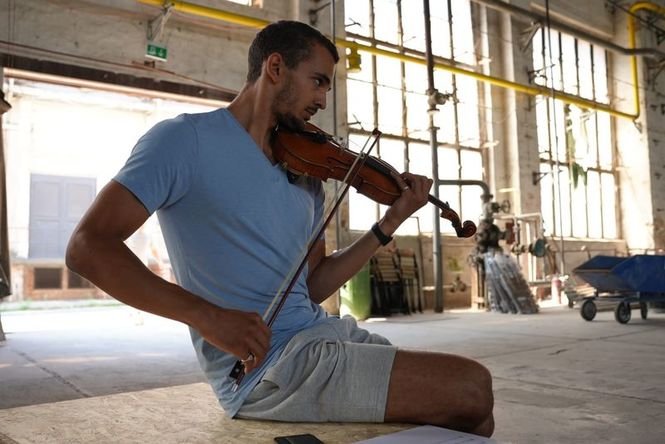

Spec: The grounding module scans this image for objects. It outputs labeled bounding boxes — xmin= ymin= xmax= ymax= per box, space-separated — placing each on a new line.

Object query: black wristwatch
xmin=371 ymin=222 xmax=393 ymax=246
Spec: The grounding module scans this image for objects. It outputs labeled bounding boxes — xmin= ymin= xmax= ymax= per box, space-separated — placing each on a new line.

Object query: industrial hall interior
xmin=1 ymin=0 xmax=664 ymax=443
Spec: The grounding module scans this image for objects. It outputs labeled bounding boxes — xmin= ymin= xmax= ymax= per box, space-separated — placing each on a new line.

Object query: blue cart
xmin=573 ymin=255 xmax=665 ymax=324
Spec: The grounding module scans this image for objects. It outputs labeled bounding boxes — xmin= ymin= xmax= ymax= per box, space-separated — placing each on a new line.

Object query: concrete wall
xmin=610 ymin=1 xmax=665 ymax=253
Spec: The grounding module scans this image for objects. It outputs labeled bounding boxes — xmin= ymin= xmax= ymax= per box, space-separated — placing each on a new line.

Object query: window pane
xmin=561 ymin=34 xmax=578 ymax=94
xmin=533 ymin=29 xmax=547 ymax=86
xmin=578 ymin=40 xmax=593 ymax=100
xmin=583 ymin=111 xmax=598 ymax=167
xmin=435 ymin=101 xmax=456 ymax=144
xmin=412 ymin=205 xmax=433 ymax=234
xmin=597 ymin=112 xmax=612 ymax=168
xmin=461 ymin=186 xmax=483 ymax=227
xmin=460 ymin=150 xmax=482 ymax=180
xmin=567 ymin=105 xmax=594 ymax=169
xmin=377 ymin=85 xmax=403 ymax=135
xmin=347 ymin=46 xmax=374 ymax=83
xmin=401 ymin=1 xmax=426 ymax=53
xmin=348 ymin=134 xmax=377 ymax=230
xmin=438 ymin=185 xmax=458 ymax=234
xmin=433 ymin=69 xmax=455 ymax=144
xmin=404 ymin=63 xmax=429 ymax=140
xmin=376 ymin=56 xmax=402 ymax=89
xmin=587 ymin=171 xmax=602 ymax=238
xmin=439 ymin=147 xmax=459 ymax=179
xmin=571 ymin=176 xmax=587 ymax=237
xmin=601 ymin=173 xmax=617 ymax=238
xmin=536 ymin=98 xmax=551 ymax=157
xmin=592 ymin=45 xmax=608 ymax=103
xmin=405 ymin=92 xmax=429 ymax=139
xmin=456 ymin=76 xmax=480 ymax=147
xmin=404 ymin=62 xmax=427 ymax=92
xmin=378 ymin=138 xmax=405 ymax=173
xmin=409 ymin=142 xmax=434 ymax=177
xmin=540 ymin=163 xmax=555 ymax=236
xmin=373 ymin=0 xmax=399 ymax=45
xmin=429 ymin=0 xmax=451 ymax=59
xmin=345 ymin=0 xmax=371 ymax=37
xmin=553 ymin=100 xmax=567 ymax=162
xmin=559 ymin=167 xmax=572 ymax=236
xmin=349 ymin=189 xmax=376 ymax=231
xmin=451 ymin=0 xmax=475 ymax=65
xmin=543 ymin=31 xmax=562 ymax=89
xmin=346 ymin=79 xmax=375 ymax=131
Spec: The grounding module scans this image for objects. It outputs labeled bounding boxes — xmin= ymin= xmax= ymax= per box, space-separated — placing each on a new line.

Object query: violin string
xmin=261 ymin=131 xmax=380 ymax=322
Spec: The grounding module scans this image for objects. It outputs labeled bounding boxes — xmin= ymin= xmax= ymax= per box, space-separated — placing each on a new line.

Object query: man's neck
xmin=227 ymin=83 xmax=276 ymax=157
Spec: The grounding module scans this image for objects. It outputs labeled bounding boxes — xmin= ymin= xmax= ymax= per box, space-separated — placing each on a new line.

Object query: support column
xmin=0 ymin=66 xmax=11 ymax=341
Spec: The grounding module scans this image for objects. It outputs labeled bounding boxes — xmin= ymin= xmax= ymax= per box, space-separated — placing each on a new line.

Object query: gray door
xmin=29 ymin=174 xmax=96 ymax=259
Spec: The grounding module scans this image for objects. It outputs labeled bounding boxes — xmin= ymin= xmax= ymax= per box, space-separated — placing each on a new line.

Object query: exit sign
xmin=146 ymin=43 xmax=168 ymax=61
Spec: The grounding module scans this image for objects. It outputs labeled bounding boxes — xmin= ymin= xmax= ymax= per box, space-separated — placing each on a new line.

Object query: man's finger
xmin=391 ymin=171 xmax=410 ymax=192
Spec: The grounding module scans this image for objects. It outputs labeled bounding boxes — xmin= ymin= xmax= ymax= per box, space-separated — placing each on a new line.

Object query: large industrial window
xmin=344 ymin=0 xmax=484 ymax=235
xmin=532 ymin=29 xmax=618 ymax=239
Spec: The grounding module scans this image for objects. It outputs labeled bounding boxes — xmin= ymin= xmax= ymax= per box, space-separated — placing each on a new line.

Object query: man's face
xmin=272 ymin=43 xmax=336 ymax=131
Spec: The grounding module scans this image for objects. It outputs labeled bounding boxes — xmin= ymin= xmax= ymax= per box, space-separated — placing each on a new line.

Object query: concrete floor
xmin=1 ymin=304 xmax=664 ymax=443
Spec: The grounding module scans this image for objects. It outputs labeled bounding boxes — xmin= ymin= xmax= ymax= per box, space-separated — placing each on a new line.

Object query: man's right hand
xmin=193 ymin=306 xmax=271 ymax=373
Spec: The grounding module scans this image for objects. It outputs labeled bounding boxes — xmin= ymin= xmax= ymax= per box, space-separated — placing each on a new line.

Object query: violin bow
xmin=230 ymin=128 xmax=382 ymax=390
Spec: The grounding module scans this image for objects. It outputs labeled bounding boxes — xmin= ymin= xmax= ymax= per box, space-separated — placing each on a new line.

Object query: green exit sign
xmin=146 ymin=43 xmax=168 ymax=61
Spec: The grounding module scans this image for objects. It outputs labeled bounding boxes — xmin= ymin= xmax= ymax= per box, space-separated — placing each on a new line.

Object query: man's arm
xmin=66 ymin=180 xmax=270 ymax=372
xmin=307 ymin=172 xmax=432 ymax=304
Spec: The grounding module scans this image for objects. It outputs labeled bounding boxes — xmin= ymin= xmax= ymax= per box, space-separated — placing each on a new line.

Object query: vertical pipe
xmin=478 ymin=3 xmax=494 ymax=190
xmin=544 ymin=0 xmax=566 ymax=275
xmin=369 ymin=0 xmax=381 ymax=222
xmin=448 ymin=0 xmax=462 ymax=219
xmin=330 ymin=0 xmax=342 ymax=253
xmin=423 ymin=0 xmax=444 ymax=312
xmin=397 ymin=0 xmax=410 ymax=172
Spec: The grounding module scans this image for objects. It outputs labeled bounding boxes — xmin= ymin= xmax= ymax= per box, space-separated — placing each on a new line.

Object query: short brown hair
xmin=246 ymin=20 xmax=339 ymax=83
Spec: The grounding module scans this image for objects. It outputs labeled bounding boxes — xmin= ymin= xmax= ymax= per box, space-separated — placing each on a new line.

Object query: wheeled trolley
xmin=573 ymin=255 xmax=665 ymax=324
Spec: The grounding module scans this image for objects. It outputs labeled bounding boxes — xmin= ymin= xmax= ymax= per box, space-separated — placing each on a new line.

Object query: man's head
xmin=246 ymin=20 xmax=339 ymax=84
xmin=248 ymin=21 xmax=339 ymax=131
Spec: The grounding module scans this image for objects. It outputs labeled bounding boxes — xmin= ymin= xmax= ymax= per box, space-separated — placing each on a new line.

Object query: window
xmin=532 ymin=29 xmax=617 ymax=239
xmin=34 ymin=268 xmax=62 ymax=289
xmin=344 ymin=0 xmax=483 ymax=234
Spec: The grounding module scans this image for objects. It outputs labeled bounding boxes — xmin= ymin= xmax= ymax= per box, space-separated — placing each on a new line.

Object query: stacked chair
xmin=369 ymin=248 xmax=424 ymax=316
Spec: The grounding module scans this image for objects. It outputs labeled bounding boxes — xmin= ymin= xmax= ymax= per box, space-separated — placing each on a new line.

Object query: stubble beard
xmin=273 ymin=76 xmax=306 ymax=132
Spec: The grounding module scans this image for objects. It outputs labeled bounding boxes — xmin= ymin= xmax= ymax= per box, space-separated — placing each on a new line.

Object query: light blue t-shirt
xmin=114 ymin=108 xmax=331 ymax=417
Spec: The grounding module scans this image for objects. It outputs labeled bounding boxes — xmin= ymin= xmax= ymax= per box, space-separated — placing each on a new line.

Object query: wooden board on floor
xmin=0 ymin=383 xmax=411 ymax=443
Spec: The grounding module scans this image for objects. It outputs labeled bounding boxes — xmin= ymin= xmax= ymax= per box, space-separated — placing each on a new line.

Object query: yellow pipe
xmin=628 ymin=2 xmax=665 ymax=121
xmin=338 ymin=39 xmax=636 ymax=120
xmin=139 ymin=0 xmax=269 ymax=28
xmin=137 ymin=0 xmax=638 ymax=120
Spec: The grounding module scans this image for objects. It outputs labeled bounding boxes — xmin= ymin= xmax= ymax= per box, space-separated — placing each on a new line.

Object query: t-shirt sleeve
xmin=114 ymin=114 xmax=198 ymax=214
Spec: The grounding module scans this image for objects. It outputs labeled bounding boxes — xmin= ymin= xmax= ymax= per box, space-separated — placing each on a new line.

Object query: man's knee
xmin=455 ymin=362 xmax=494 ymax=429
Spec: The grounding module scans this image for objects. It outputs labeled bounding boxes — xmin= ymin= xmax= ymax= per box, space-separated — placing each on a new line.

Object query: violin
xmin=272 ymin=122 xmax=477 ymax=238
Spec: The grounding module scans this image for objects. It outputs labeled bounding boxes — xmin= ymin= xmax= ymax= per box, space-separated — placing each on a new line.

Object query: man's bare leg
xmin=384 ymin=350 xmax=494 ymax=437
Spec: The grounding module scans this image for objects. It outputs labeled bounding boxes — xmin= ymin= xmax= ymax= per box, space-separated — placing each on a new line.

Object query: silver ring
xmin=241 ymin=352 xmax=255 ymax=364
xmin=402 ymin=185 xmax=410 ymax=191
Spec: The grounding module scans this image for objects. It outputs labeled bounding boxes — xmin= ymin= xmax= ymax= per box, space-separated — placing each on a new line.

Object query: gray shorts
xmin=236 ymin=316 xmax=397 ymax=423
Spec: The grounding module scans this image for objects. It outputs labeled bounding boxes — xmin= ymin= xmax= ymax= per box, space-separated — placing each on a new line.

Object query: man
xmin=66 ymin=20 xmax=494 ymax=437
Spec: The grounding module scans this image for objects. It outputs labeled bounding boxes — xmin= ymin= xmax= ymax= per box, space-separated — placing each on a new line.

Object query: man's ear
xmin=264 ymin=52 xmax=285 ymax=84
